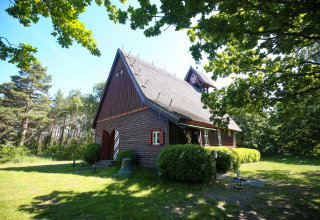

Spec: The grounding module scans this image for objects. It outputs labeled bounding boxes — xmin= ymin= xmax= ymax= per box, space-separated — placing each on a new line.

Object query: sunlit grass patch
xmin=0 ymin=155 xmax=320 ymax=219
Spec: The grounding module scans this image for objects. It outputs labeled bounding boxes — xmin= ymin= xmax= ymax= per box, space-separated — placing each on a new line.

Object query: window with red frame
xmin=148 ymin=130 xmax=164 ymax=146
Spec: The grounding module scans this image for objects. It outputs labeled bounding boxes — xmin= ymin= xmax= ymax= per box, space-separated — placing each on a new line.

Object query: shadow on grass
xmin=0 ymin=162 xmax=119 ymax=178
xmin=17 ymin=168 xmax=230 ymax=219
xmin=238 ymin=169 xmax=320 ymax=219
xmin=3 ymin=156 xmax=320 ymax=219
xmin=15 ymin=167 xmax=320 ymax=219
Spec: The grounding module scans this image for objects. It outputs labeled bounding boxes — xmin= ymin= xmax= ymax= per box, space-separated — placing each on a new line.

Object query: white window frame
xmin=217 ymin=129 xmax=222 ymax=145
xmin=153 ymin=131 xmax=160 ymax=145
xmin=204 ymin=130 xmax=209 ymax=146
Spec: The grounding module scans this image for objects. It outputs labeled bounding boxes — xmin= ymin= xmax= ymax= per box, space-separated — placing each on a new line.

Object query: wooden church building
xmin=92 ymin=49 xmax=242 ymax=167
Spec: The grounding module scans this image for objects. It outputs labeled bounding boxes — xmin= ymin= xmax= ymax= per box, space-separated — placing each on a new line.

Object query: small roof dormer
xmin=184 ymin=66 xmax=216 ymax=93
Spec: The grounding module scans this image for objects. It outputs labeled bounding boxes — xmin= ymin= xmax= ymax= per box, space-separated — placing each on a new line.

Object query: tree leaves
xmin=0 ymin=38 xmax=38 ymax=69
xmin=2 ymin=0 xmax=320 ymax=129
xmin=106 ymin=0 xmax=319 ymax=126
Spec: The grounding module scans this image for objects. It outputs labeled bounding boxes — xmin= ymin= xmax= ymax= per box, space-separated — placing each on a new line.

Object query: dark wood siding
xmin=113 ymin=56 xmax=125 ymax=74
xmin=221 ymin=130 xmax=235 ymax=148
xmin=208 ymin=131 xmax=219 ymax=146
xmin=200 ymin=130 xmax=204 ymax=146
xmin=95 ymin=108 xmax=168 ymax=167
xmin=97 ymin=58 xmax=143 ymax=121
xmin=201 ymin=129 xmax=235 ymax=148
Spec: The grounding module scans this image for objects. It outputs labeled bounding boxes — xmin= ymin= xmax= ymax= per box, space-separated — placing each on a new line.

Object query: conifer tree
xmin=0 ymin=62 xmax=52 ymax=145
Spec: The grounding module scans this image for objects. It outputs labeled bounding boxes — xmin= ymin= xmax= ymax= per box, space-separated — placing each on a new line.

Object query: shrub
xmin=27 ymin=141 xmax=39 ymax=155
xmin=61 ymin=140 xmax=85 ymax=159
xmin=47 ymin=144 xmax=61 ymax=155
xmin=157 ymin=144 xmax=214 ymax=184
xmin=116 ymin=150 xmax=137 ymax=165
xmin=0 ymin=145 xmax=30 ymax=163
xmin=42 ymin=135 xmax=51 ymax=150
xmin=204 ymin=146 xmax=241 ymax=172
xmin=74 ymin=144 xmax=86 ymax=159
xmin=234 ymin=148 xmax=261 ymax=163
xmin=82 ymin=143 xmax=101 ymax=164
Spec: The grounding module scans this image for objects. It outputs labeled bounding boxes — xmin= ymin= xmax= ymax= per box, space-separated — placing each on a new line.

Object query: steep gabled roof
xmin=92 ymin=49 xmax=241 ymax=132
xmin=184 ymin=66 xmax=216 ymax=88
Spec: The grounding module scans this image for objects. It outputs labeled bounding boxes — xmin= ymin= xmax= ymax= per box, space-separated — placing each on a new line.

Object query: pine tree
xmin=0 ymin=62 xmax=52 ymax=145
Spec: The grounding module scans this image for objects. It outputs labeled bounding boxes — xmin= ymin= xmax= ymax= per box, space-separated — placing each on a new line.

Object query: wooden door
xmin=100 ymin=130 xmax=111 ymax=160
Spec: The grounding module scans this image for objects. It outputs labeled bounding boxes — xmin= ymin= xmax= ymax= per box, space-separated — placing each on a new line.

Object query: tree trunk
xmin=64 ymin=114 xmax=74 ymax=146
xmin=20 ymin=118 xmax=28 ymax=146
xmin=55 ymin=125 xmax=59 ymax=143
xmin=20 ymin=87 xmax=36 ymax=145
xmin=36 ymin=128 xmax=41 ymax=155
xmin=49 ymin=118 xmax=55 ymax=145
xmin=0 ymin=127 xmax=9 ymax=137
xmin=60 ymin=116 xmax=67 ymax=145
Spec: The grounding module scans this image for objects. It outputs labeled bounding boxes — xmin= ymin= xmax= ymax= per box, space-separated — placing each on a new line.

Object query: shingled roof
xmin=93 ymin=49 xmax=241 ymax=132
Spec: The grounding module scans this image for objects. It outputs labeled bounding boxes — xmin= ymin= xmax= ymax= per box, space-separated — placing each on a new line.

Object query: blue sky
xmin=0 ymin=1 xmax=232 ymax=97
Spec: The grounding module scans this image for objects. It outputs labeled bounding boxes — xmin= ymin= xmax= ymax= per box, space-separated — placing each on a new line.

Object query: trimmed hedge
xmin=204 ymin=146 xmax=241 ymax=172
xmin=234 ymin=148 xmax=261 ymax=163
xmin=82 ymin=143 xmax=101 ymax=164
xmin=157 ymin=144 xmax=215 ymax=184
xmin=116 ymin=150 xmax=137 ymax=165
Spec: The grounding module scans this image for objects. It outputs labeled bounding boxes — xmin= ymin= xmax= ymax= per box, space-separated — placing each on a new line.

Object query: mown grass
xmin=0 ymin=155 xmax=319 ymax=219
xmin=238 ymin=155 xmax=320 ymax=219
xmin=0 ymin=161 xmax=226 ymax=219
xmin=240 ymin=155 xmax=320 ymax=183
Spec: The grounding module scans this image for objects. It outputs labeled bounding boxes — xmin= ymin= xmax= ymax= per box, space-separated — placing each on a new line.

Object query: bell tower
xmin=184 ymin=66 xmax=216 ymax=93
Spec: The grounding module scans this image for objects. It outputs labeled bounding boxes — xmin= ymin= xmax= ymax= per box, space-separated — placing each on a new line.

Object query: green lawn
xmin=0 ymin=156 xmax=319 ymax=219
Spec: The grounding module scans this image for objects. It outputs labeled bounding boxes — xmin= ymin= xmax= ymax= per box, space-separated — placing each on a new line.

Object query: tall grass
xmin=0 ymin=144 xmax=84 ymax=164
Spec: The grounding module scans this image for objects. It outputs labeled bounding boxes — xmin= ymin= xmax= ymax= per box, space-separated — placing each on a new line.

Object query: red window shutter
xmin=148 ymin=132 xmax=152 ymax=145
xmin=159 ymin=130 xmax=164 ymax=144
